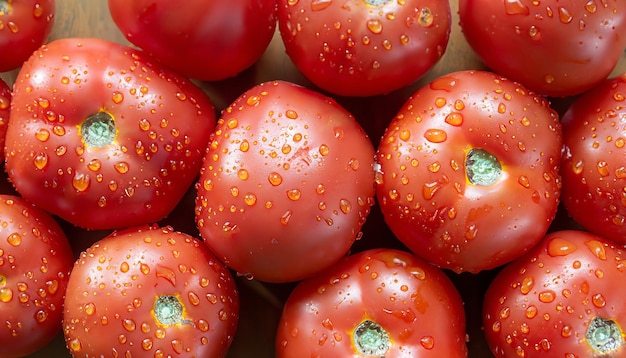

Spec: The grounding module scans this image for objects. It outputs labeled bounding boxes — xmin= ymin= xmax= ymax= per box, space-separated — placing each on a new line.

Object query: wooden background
xmin=1 ymin=1 xmax=623 ymax=357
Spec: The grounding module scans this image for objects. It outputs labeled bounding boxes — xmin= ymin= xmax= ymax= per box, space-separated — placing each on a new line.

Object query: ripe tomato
xmin=107 ymin=0 xmax=277 ymax=81
xmin=276 ymin=248 xmax=468 ymax=357
xmin=0 ymin=194 xmax=74 ymax=358
xmin=277 ymin=0 xmax=451 ymax=97
xmin=561 ymin=72 xmax=626 ymax=244
xmin=63 ymin=225 xmax=239 ymax=358
xmin=0 ymin=77 xmax=9 ymax=160
xmin=195 ymin=80 xmax=376 ymax=283
xmin=0 ymin=0 xmax=54 ymax=72
xmin=376 ymin=70 xmax=563 ymax=273
xmin=4 ymin=37 xmax=216 ymax=230
xmin=459 ymin=0 xmax=626 ymax=97
xmin=483 ymin=230 xmax=626 ymax=357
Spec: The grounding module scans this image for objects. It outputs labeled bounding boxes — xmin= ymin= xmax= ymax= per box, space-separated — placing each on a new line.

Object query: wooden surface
xmin=1 ymin=1 xmax=624 ymax=357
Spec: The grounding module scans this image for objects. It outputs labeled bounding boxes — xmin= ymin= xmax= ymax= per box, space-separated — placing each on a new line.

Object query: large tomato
xmin=107 ymin=0 xmax=277 ymax=81
xmin=4 ymin=37 xmax=216 ymax=230
xmin=63 ymin=225 xmax=239 ymax=358
xmin=459 ymin=0 xmax=626 ymax=97
xmin=0 ymin=0 xmax=54 ymax=72
xmin=483 ymin=230 xmax=626 ymax=357
xmin=276 ymin=248 xmax=468 ymax=357
xmin=376 ymin=70 xmax=563 ymax=273
xmin=0 ymin=194 xmax=74 ymax=358
xmin=0 ymin=77 xmax=9 ymax=160
xmin=561 ymin=72 xmax=626 ymax=244
xmin=195 ymin=80 xmax=376 ymax=283
xmin=277 ymin=0 xmax=451 ymax=97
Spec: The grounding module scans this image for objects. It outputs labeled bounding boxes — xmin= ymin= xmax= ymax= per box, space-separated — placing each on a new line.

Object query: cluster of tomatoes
xmin=0 ymin=1 xmax=625 ymax=357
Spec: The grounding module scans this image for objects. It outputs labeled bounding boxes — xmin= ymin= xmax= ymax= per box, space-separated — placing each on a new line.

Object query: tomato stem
xmin=353 ymin=319 xmax=390 ymax=356
xmin=465 ymin=148 xmax=502 ymax=186
xmin=586 ymin=316 xmax=624 ymax=354
xmin=81 ymin=111 xmax=116 ymax=148
xmin=364 ymin=0 xmax=392 ymax=5
xmin=0 ymin=1 xmax=9 ymax=15
xmin=153 ymin=295 xmax=184 ymax=326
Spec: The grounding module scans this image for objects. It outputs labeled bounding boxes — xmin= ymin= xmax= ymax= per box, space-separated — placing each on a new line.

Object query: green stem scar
xmin=364 ymin=0 xmax=392 ymax=6
xmin=353 ymin=320 xmax=390 ymax=356
xmin=153 ymin=295 xmax=184 ymax=326
xmin=586 ymin=316 xmax=624 ymax=354
xmin=81 ymin=111 xmax=116 ymax=148
xmin=465 ymin=148 xmax=502 ymax=186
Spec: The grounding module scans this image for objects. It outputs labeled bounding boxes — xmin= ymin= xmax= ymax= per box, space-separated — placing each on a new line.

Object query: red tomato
xmin=63 ymin=225 xmax=239 ymax=358
xmin=459 ymin=0 xmax=626 ymax=97
xmin=483 ymin=230 xmax=626 ymax=357
xmin=0 ymin=0 xmax=54 ymax=72
xmin=276 ymin=248 xmax=468 ymax=357
xmin=0 ymin=194 xmax=74 ymax=358
xmin=4 ymin=38 xmax=216 ymax=230
xmin=376 ymin=70 xmax=563 ymax=273
xmin=0 ymin=78 xmax=10 ymax=160
xmin=107 ymin=0 xmax=277 ymax=81
xmin=277 ymin=0 xmax=451 ymax=97
xmin=561 ymin=72 xmax=626 ymax=244
xmin=195 ymin=80 xmax=376 ymax=283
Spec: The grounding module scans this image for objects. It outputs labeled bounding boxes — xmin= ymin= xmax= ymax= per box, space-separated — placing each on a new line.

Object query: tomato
xmin=483 ymin=230 xmax=626 ymax=357
xmin=63 ymin=225 xmax=239 ymax=358
xmin=275 ymin=248 xmax=467 ymax=357
xmin=277 ymin=0 xmax=451 ymax=97
xmin=459 ymin=0 xmax=626 ymax=98
xmin=0 ymin=77 xmax=9 ymax=160
xmin=195 ymin=80 xmax=376 ymax=283
xmin=376 ymin=70 xmax=563 ymax=273
xmin=561 ymin=72 xmax=626 ymax=245
xmin=107 ymin=0 xmax=277 ymax=81
xmin=0 ymin=194 xmax=74 ymax=358
xmin=4 ymin=37 xmax=216 ymax=230
xmin=0 ymin=0 xmax=54 ymax=72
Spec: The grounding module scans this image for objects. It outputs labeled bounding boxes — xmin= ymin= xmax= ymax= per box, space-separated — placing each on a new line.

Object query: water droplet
xmin=237 ymin=169 xmax=249 ymax=180
xmin=68 ymin=338 xmax=82 ymax=353
xmin=422 ymin=181 xmax=441 ymax=200
xmin=548 ymin=237 xmax=577 ymax=256
xmin=114 ymin=161 xmax=130 ymax=174
xmin=444 ymin=112 xmax=463 ymax=126
xmin=592 ymin=293 xmax=606 ymax=308
xmin=348 ymin=158 xmax=360 ymax=170
xmin=244 ymin=193 xmax=257 ymax=206
xmin=72 ymin=172 xmax=91 ymax=192
xmin=176 ymin=92 xmax=187 ymax=101
xmin=529 ymin=25 xmax=542 ymax=39
xmin=142 ymin=338 xmax=153 ymax=351
xmin=424 ymin=128 xmax=447 ymax=143
xmin=544 ymin=74 xmax=555 ymax=84
xmin=596 ymin=161 xmax=610 ymax=177
xmin=0 ymin=287 xmax=13 ymax=302
xmin=311 ymin=0 xmax=332 ymax=10
xmin=339 ymin=198 xmax=352 ymax=214
xmin=226 ymin=118 xmax=238 ymax=129
xmin=280 ymin=210 xmax=293 ymax=225
xmin=33 ymin=152 xmax=48 ymax=170
xmin=538 ymin=290 xmax=556 ymax=303
xmin=84 ymin=302 xmax=96 ymax=315
xmin=504 ymin=0 xmax=530 ymax=15
xmin=35 ymin=128 xmax=50 ymax=142
xmin=517 ymin=175 xmax=530 ymax=188
xmin=520 ymin=276 xmax=535 ymax=294
xmin=286 ymin=189 xmax=302 ymax=201
xmin=366 ymin=19 xmax=383 ymax=34
xmin=558 ymin=6 xmax=573 ymax=23
xmin=7 ymin=233 xmax=22 ymax=247
xmin=585 ymin=240 xmax=607 ymax=260
xmin=268 ymin=172 xmax=283 ymax=186
xmin=112 ymin=91 xmax=124 ymax=104
xmin=417 ymin=7 xmax=433 ymax=27
xmin=525 ymin=305 xmax=538 ymax=319
xmin=572 ymin=160 xmax=584 ymax=174
xmin=420 ymin=336 xmax=435 ymax=349
xmin=246 ymin=95 xmax=261 ymax=106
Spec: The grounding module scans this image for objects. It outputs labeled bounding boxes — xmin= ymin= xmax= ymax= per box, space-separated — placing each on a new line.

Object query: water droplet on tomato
xmin=544 ymin=74 xmax=555 ymax=84
xmin=548 ymin=237 xmax=578 ymax=256
xmin=517 ymin=175 xmax=530 ymax=188
xmin=520 ymin=276 xmax=535 ymax=294
xmin=246 ymin=95 xmax=261 ymax=106
xmin=286 ymin=189 xmax=301 ymax=201
xmin=585 ymin=239 xmax=607 ymax=260
xmin=529 ymin=25 xmax=542 ymax=39
xmin=114 ymin=162 xmax=130 ymax=174
xmin=424 ymin=128 xmax=447 ymax=143
xmin=7 ymin=233 xmax=22 ymax=247
xmin=339 ymin=198 xmax=352 ymax=214
xmin=155 ymin=266 xmax=177 ymax=286
xmin=72 ymin=172 xmax=91 ymax=192
xmin=68 ymin=338 xmax=82 ymax=353
xmin=35 ymin=128 xmax=50 ymax=142
xmin=525 ymin=305 xmax=538 ymax=319
xmin=445 ymin=112 xmax=463 ymax=126
xmin=84 ymin=302 xmax=96 ymax=315
xmin=348 ymin=158 xmax=360 ymax=171
xmin=112 ymin=91 xmax=124 ymax=104
xmin=280 ymin=210 xmax=293 ymax=225
xmin=171 ymin=339 xmax=184 ymax=354
xmin=558 ymin=6 xmax=573 ymax=23
xmin=596 ymin=161 xmax=610 ymax=177
xmin=584 ymin=0 xmax=597 ymax=13
xmin=592 ymin=293 xmax=606 ymax=308
xmin=417 ymin=7 xmax=433 ymax=27
xmin=366 ymin=19 xmax=383 ymax=34
xmin=504 ymin=0 xmax=530 ymax=15
xmin=33 ymin=152 xmax=48 ymax=170
xmin=244 ymin=193 xmax=257 ymax=206
xmin=538 ymin=290 xmax=556 ymax=303
xmin=237 ymin=169 xmax=249 ymax=180
xmin=0 ymin=287 xmax=13 ymax=302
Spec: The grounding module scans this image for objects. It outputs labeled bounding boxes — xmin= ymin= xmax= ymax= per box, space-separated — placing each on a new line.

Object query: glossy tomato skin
xmin=0 ymin=0 xmax=55 ymax=72
xmin=4 ymin=38 xmax=216 ymax=230
xmin=483 ymin=230 xmax=626 ymax=357
xmin=561 ymin=73 xmax=626 ymax=244
xmin=459 ymin=0 xmax=626 ymax=97
xmin=376 ymin=70 xmax=563 ymax=273
xmin=0 ymin=194 xmax=74 ymax=358
xmin=276 ymin=248 xmax=468 ymax=357
xmin=63 ymin=225 xmax=239 ymax=358
xmin=195 ymin=80 xmax=376 ymax=283
xmin=277 ymin=0 xmax=451 ymax=97
xmin=0 ymin=78 xmax=10 ymax=160
xmin=107 ymin=0 xmax=277 ymax=81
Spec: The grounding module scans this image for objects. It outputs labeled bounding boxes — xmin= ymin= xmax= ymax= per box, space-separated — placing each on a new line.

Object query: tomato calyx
xmin=364 ymin=0 xmax=392 ymax=6
xmin=465 ymin=148 xmax=502 ymax=186
xmin=153 ymin=295 xmax=192 ymax=327
xmin=0 ymin=1 xmax=10 ymax=15
xmin=80 ymin=111 xmax=117 ymax=148
xmin=585 ymin=316 xmax=624 ymax=355
xmin=353 ymin=319 xmax=390 ymax=356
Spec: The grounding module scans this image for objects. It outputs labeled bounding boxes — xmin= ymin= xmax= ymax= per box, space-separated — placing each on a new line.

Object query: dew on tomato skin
xmin=68 ymin=338 xmax=83 ymax=353
xmin=6 ymin=233 xmax=22 ymax=247
xmin=0 ymin=287 xmax=13 ymax=302
xmin=445 ymin=112 xmax=463 ymax=126
xmin=538 ymin=290 xmax=556 ymax=303
xmin=33 ymin=152 xmax=48 ymax=170
xmin=596 ymin=161 xmax=610 ymax=177
xmin=424 ymin=128 xmax=447 ymax=143
xmin=585 ymin=240 xmax=607 ymax=260
xmin=558 ymin=6 xmax=573 ymax=24
xmin=111 ymin=91 xmax=124 ymax=104
xmin=547 ymin=237 xmax=578 ymax=257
